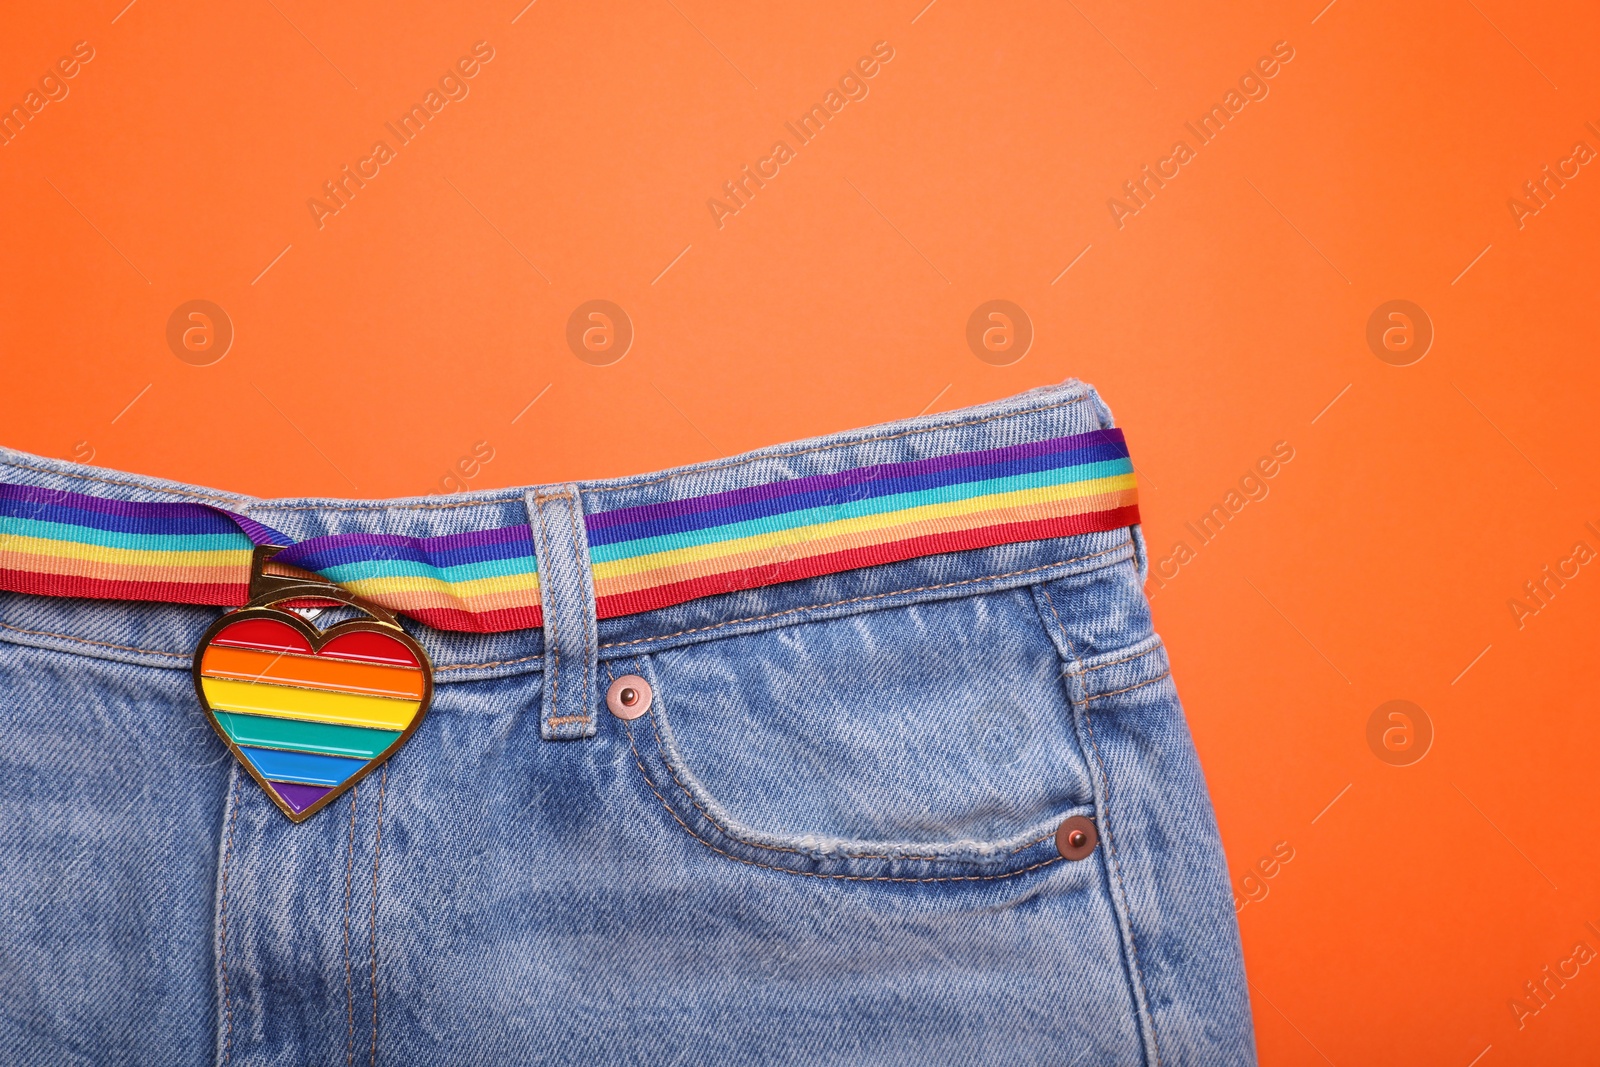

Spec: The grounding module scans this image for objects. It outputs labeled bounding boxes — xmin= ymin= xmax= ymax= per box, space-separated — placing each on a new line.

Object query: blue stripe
xmin=0 ymin=497 xmax=246 ymax=538
xmin=237 ymin=746 xmax=367 ymax=787
xmin=585 ymin=439 xmax=1131 ymax=548
xmin=589 ymin=457 xmax=1134 ymax=563
xmin=0 ymin=515 xmax=248 ymax=553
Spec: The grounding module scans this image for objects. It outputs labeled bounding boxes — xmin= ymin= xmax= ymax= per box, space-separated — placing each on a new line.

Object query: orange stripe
xmin=0 ymin=547 xmax=245 ymax=584
xmin=200 ymin=644 xmax=425 ymax=700
xmin=591 ymin=487 xmax=1140 ymax=599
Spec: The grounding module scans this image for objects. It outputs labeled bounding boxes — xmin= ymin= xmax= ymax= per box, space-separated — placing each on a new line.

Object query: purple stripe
xmin=1 ymin=482 xmax=235 ymax=523
xmin=273 ymin=524 xmax=533 ymax=571
xmin=269 ymin=780 xmax=335 ymax=813
xmin=586 ymin=428 xmax=1127 ymax=531
xmin=230 ymin=514 xmax=292 ymax=546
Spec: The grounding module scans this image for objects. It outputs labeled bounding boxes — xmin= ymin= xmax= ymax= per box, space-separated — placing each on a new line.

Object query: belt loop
xmin=525 ymin=485 xmax=598 ymax=740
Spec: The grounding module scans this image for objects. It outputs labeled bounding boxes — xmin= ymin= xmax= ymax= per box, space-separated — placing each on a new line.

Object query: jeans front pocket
xmin=608 ymin=581 xmax=1102 ymax=883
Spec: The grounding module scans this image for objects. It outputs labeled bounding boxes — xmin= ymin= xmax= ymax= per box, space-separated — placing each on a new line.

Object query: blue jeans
xmin=0 ymin=380 xmax=1254 ymax=1065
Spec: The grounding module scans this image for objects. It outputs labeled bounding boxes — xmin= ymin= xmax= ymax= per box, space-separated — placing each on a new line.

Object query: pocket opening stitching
xmin=624 ymin=655 xmax=1075 ymax=870
xmin=622 ymin=713 xmax=1068 ymax=884
xmin=608 ymin=659 xmax=1036 ymax=870
xmin=1009 ymin=830 xmax=1057 ymax=855
xmin=646 ymin=705 xmax=958 ymax=863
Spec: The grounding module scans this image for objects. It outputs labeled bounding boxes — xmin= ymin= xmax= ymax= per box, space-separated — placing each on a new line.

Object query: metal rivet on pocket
xmin=606 ymin=675 xmax=653 ymax=720
xmin=1055 ymin=815 xmax=1098 ymax=861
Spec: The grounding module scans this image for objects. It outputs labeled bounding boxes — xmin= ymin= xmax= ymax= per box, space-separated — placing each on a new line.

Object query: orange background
xmin=3 ymin=1 xmax=1598 ymax=1062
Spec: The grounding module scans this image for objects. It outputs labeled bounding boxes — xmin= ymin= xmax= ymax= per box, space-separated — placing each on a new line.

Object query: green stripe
xmin=213 ymin=711 xmax=401 ymax=759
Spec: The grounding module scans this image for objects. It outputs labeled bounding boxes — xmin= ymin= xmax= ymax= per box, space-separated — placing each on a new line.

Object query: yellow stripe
xmin=0 ymin=531 xmax=247 ymax=569
xmin=346 ymin=585 xmax=543 ymax=615
xmin=339 ymin=570 xmax=540 ymax=603
xmin=591 ymin=473 xmax=1138 ymax=582
xmin=200 ymin=677 xmax=421 ymax=731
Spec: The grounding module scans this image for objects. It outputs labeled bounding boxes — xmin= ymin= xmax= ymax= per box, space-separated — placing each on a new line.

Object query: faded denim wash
xmin=0 ymin=379 xmax=1254 ymax=1065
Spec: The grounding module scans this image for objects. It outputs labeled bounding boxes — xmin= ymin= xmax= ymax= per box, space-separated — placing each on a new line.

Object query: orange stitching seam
xmin=0 ymin=618 xmax=188 ymax=658
xmin=598 ymin=543 xmax=1131 ymax=649
xmin=1009 ymin=830 xmax=1057 ymax=855
xmin=434 ymin=545 xmax=1131 ymax=669
xmin=0 ymin=532 xmax=1136 ymax=680
xmin=368 ymin=766 xmax=386 ymax=1067
xmin=642 ymin=705 xmax=800 ymax=857
xmin=565 ymin=494 xmax=594 ymax=729
xmin=218 ymin=771 xmax=241 ymax=1066
xmin=641 ymin=705 xmax=988 ymax=863
xmin=620 ymin=662 xmax=989 ymax=863
xmin=1073 ymin=641 xmax=1164 ymax=678
xmin=343 ymin=784 xmax=360 ymax=1067
xmin=1039 ymin=584 xmax=1162 ymax=1066
xmin=435 ymin=653 xmax=543 ymax=672
xmin=1084 ymin=671 xmax=1173 ymax=705
xmin=534 ymin=497 xmax=560 ymax=731
xmin=0 ymin=615 xmax=1142 ymax=678
xmin=616 ymin=605 xmax=1162 ymax=869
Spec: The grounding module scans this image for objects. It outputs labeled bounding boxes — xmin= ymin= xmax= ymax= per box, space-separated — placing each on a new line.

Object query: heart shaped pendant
xmin=193 ymin=548 xmax=432 ymax=822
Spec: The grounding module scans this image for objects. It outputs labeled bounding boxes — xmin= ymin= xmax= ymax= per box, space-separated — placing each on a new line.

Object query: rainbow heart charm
xmin=193 ymin=555 xmax=432 ymax=822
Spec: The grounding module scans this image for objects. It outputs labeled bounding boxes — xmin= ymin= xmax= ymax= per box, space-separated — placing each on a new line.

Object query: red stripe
xmin=320 ymin=630 xmax=421 ymax=668
xmin=594 ymin=505 xmax=1140 ymax=619
xmin=403 ymin=603 xmax=543 ymax=633
xmin=0 ymin=567 xmax=249 ymax=607
xmin=208 ymin=619 xmax=421 ymax=668
xmin=210 ymin=616 xmax=313 ymax=654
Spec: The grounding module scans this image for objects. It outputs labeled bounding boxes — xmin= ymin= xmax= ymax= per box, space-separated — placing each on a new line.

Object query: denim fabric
xmin=0 ymin=379 xmax=1254 ymax=1066
xmin=525 ymin=484 xmax=600 ymax=740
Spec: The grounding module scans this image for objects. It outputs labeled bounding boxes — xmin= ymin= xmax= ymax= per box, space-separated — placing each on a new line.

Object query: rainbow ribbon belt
xmin=0 ymin=428 xmax=1139 ymax=632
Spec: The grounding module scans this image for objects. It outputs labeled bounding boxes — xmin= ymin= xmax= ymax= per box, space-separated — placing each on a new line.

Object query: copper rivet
xmin=606 ymin=675 xmax=652 ymax=720
xmin=1055 ymin=815 xmax=1098 ymax=861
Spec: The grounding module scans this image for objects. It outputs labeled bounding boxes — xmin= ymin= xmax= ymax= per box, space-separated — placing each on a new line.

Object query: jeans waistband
xmin=0 ymin=378 xmax=1149 ymax=696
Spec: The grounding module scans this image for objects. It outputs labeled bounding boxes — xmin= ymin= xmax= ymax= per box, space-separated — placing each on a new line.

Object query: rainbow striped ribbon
xmin=0 ymin=428 xmax=1138 ymax=632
